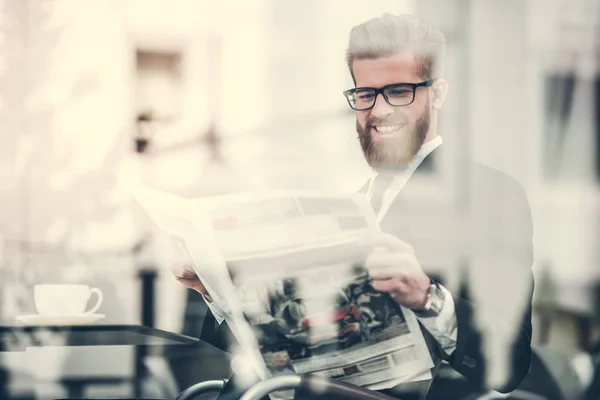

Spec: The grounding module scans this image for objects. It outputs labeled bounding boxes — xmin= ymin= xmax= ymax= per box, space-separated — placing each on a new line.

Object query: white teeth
xmin=375 ymin=125 xmax=401 ymax=133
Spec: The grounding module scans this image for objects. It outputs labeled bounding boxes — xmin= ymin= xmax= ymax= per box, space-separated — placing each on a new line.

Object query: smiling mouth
xmin=372 ymin=124 xmax=404 ymax=135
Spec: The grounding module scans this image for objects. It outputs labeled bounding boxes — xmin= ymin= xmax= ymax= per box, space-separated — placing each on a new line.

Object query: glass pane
xmin=384 ymin=85 xmax=414 ymax=105
xmin=354 ymin=89 xmax=376 ymax=109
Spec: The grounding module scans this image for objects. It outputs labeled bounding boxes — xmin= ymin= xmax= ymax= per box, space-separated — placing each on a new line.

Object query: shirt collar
xmin=370 ymin=135 xmax=444 ymax=181
xmin=418 ymin=135 xmax=443 ymax=158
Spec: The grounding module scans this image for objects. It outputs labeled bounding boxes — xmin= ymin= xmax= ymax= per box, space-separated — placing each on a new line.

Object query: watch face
xmin=414 ymin=283 xmax=445 ymax=317
xmin=430 ymin=284 xmax=445 ymax=313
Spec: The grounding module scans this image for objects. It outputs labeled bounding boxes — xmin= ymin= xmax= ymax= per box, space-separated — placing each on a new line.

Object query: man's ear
xmin=430 ymin=78 xmax=448 ymax=110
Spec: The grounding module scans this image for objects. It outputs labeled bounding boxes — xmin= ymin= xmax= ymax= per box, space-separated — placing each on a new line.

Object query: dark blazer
xmin=200 ymin=146 xmax=534 ymax=399
xmin=372 ymin=149 xmax=534 ymax=399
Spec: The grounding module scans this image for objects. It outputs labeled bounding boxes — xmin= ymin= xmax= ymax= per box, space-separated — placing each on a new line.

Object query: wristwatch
xmin=412 ymin=278 xmax=446 ymax=318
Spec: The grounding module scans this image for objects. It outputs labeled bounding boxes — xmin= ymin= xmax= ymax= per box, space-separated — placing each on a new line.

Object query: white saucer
xmin=15 ymin=314 xmax=106 ymax=326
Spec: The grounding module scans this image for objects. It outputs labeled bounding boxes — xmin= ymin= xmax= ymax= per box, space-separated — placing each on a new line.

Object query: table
xmin=0 ymin=324 xmax=200 ymax=397
xmin=0 ymin=324 xmax=198 ymax=351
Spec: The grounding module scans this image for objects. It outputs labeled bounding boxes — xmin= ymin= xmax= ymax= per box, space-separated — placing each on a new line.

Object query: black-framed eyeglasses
xmin=343 ymin=79 xmax=436 ymax=111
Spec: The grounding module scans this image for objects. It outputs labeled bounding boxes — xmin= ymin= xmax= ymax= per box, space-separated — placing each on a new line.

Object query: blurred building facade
xmin=417 ymin=0 xmax=600 ymax=355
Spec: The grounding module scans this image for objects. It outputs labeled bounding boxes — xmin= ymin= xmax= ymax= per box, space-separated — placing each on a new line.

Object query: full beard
xmin=357 ymin=106 xmax=430 ymax=172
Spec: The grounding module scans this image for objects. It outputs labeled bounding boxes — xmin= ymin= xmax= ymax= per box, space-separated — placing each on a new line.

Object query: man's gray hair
xmin=346 ymin=13 xmax=446 ymax=81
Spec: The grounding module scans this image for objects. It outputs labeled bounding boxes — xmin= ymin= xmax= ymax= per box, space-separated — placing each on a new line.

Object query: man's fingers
xmin=175 ymin=274 xmax=202 ymax=288
xmin=171 ymin=262 xmax=196 ymax=277
xmin=174 ymin=272 xmax=199 ymax=283
xmin=368 ymin=266 xmax=410 ymax=280
xmin=175 ymin=273 xmax=210 ymax=297
xmin=171 ymin=263 xmax=208 ymax=292
xmin=365 ymin=251 xmax=395 ymax=269
xmin=366 ymin=233 xmax=413 ymax=253
xmin=371 ymin=278 xmax=398 ymax=293
xmin=365 ymin=252 xmax=413 ymax=272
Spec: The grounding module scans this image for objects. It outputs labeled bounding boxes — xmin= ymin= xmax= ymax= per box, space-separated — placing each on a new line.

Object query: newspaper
xmin=128 ymin=184 xmax=434 ymax=391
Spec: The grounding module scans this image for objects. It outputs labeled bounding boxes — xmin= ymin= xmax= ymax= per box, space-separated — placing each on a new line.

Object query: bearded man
xmin=340 ymin=14 xmax=534 ymax=399
xmin=173 ymin=13 xmax=535 ymax=400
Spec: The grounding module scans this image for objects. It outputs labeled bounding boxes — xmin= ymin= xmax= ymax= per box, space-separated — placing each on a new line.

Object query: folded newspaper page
xmin=129 ymin=184 xmax=434 ymax=391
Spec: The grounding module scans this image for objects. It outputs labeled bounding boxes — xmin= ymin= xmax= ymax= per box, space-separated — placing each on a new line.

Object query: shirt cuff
xmin=203 ymin=294 xmax=226 ymax=325
xmin=416 ymin=285 xmax=457 ymax=356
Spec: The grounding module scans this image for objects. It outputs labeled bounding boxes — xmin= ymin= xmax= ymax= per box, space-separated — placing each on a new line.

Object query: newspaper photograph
xmin=236 ymin=263 xmax=434 ymax=388
xmin=127 ymin=183 xmax=434 ymax=388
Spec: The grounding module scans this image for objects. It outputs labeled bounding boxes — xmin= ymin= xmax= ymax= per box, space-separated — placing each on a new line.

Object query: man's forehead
xmin=352 ymin=52 xmax=420 ymax=87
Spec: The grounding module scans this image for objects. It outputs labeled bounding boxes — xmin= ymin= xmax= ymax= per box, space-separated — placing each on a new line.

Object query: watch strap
xmin=413 ymin=278 xmax=445 ymax=318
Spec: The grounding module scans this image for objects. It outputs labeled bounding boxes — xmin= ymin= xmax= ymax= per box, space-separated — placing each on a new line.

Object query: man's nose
xmin=370 ymin=93 xmax=394 ymax=119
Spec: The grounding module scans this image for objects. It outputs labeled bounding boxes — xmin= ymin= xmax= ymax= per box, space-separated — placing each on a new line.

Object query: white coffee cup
xmin=34 ymin=284 xmax=103 ymax=316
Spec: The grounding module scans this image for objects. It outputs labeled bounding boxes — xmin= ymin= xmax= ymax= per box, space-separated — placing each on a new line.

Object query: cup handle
xmin=85 ymin=288 xmax=103 ymax=314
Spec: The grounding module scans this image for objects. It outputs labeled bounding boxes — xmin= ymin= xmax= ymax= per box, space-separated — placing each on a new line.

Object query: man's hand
xmin=365 ymin=233 xmax=431 ymax=309
xmin=171 ymin=262 xmax=213 ymax=302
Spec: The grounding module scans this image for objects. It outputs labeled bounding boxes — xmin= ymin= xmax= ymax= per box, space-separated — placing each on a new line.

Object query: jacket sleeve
xmin=447 ymin=170 xmax=535 ymax=393
xmin=199 ymin=310 xmax=237 ymax=354
xmin=448 ymin=278 xmax=533 ymax=393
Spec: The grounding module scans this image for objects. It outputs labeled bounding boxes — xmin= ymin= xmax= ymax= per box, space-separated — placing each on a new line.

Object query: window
xmin=135 ymin=50 xmax=182 ymax=122
xmin=542 ymin=73 xmax=576 ymax=180
xmin=595 ymin=77 xmax=600 ymax=180
xmin=542 ymin=73 xmax=600 ymax=181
